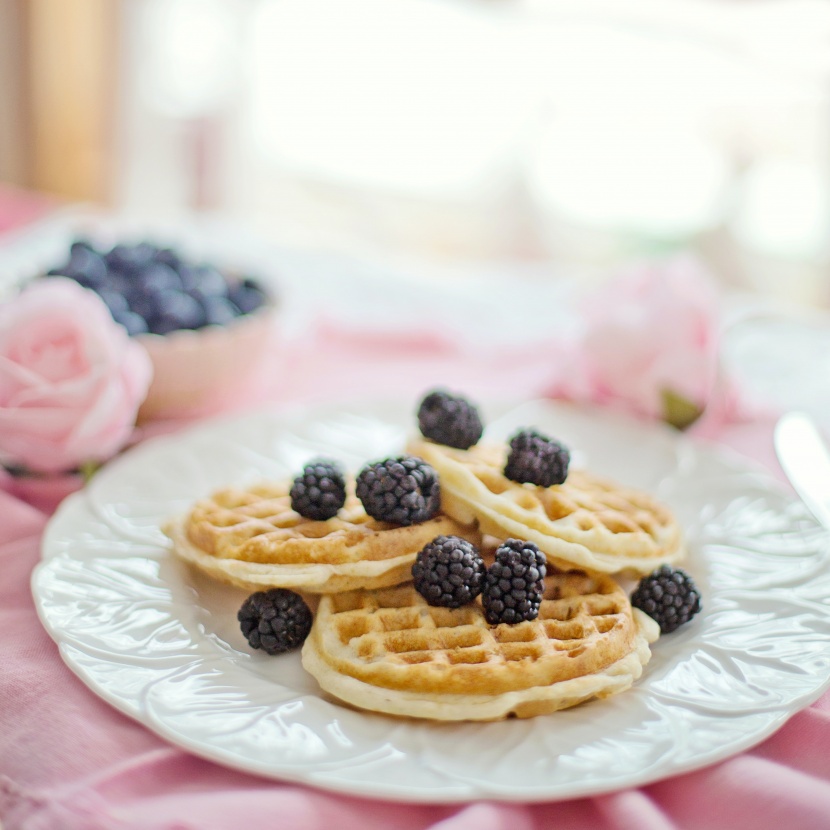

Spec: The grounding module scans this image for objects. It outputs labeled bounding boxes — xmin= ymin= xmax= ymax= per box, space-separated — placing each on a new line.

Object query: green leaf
xmin=79 ymin=459 xmax=103 ymax=482
xmin=661 ymin=388 xmax=703 ymax=431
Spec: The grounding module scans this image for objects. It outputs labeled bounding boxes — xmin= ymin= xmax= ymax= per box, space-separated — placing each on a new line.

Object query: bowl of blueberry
xmin=44 ymin=238 xmax=280 ymax=421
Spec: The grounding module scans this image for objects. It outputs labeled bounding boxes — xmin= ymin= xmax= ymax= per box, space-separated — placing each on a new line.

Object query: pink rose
xmin=548 ymin=257 xmax=721 ymax=427
xmin=0 ymin=278 xmax=153 ymax=473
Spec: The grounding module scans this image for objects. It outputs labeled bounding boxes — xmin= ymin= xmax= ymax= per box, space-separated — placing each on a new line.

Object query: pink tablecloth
xmin=0 ymin=185 xmax=56 ymax=237
xmin=3 ymin=196 xmax=830 ymax=829
xmin=2 ymin=327 xmax=830 ymax=830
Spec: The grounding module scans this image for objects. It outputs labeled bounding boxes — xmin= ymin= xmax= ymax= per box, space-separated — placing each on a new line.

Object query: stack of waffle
xmin=165 ymin=399 xmax=685 ymax=722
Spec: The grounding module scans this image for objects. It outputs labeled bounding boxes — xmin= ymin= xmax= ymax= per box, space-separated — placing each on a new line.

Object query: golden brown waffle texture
xmin=408 ymin=438 xmax=684 ymax=576
xmin=302 ymin=572 xmax=660 ymax=720
xmin=165 ymin=481 xmax=480 ymax=593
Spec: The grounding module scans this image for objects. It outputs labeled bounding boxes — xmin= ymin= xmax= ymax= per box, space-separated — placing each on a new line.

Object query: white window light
xmin=734 ymin=159 xmax=830 ymax=261
xmin=140 ymin=0 xmax=241 ymax=118
xmin=246 ymin=0 xmax=538 ymax=197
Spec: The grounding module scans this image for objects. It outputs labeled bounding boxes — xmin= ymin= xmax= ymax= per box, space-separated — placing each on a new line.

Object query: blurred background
xmin=1 ymin=0 xmax=829 ymax=307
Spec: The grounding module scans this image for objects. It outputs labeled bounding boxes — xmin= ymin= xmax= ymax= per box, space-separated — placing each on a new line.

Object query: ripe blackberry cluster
xmin=504 ymin=428 xmax=570 ymax=487
xmin=290 ymin=458 xmax=347 ymax=520
xmin=417 ymin=389 xmax=484 ymax=450
xmin=44 ymin=238 xmax=271 ymax=336
xmin=237 ymin=588 xmax=313 ymax=655
xmin=356 ymin=455 xmax=440 ymax=526
xmin=482 ymin=539 xmax=547 ymax=625
xmin=631 ymin=565 xmax=701 ymax=634
xmin=412 ymin=535 xmax=486 ymax=608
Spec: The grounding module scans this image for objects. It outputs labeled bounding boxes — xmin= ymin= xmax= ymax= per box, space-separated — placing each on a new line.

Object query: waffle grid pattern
xmin=189 ymin=484 xmax=381 ymax=561
xmin=473 ymin=466 xmax=673 ymax=538
xmin=407 ymin=439 xmax=683 ymax=571
xmin=315 ymin=575 xmax=635 ymax=695
xmin=175 ymin=480 xmax=481 ymax=593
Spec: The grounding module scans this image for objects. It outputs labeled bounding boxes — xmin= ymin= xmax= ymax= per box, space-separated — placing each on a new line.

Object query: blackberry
xmin=482 ymin=539 xmax=547 ymax=625
xmin=290 ymin=458 xmax=347 ymax=520
xmin=237 ymin=588 xmax=313 ymax=654
xmin=412 ymin=535 xmax=486 ymax=608
xmin=504 ymin=428 xmax=570 ymax=487
xmin=631 ymin=565 xmax=702 ymax=634
xmin=356 ymin=455 xmax=440 ymax=525
xmin=417 ymin=389 xmax=484 ymax=450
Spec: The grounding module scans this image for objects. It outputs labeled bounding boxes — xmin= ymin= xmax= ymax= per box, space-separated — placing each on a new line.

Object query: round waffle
xmin=165 ymin=481 xmax=479 ymax=593
xmin=407 ymin=438 xmax=683 ymax=576
xmin=302 ymin=571 xmax=659 ymax=721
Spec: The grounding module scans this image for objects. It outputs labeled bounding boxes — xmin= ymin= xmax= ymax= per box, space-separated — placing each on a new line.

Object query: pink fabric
xmin=3 ymin=322 xmax=825 ymax=830
xmin=0 ymin=185 xmax=56 ymax=237
xmin=0 ymin=182 xmax=819 ymax=830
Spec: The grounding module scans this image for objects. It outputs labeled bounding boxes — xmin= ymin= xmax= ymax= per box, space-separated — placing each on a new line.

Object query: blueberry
xmin=66 ymin=247 xmax=108 ymax=287
xmin=69 ymin=238 xmax=95 ymax=255
xmin=139 ymin=263 xmax=182 ymax=294
xmin=101 ymin=271 xmax=130 ymax=296
xmin=131 ymin=241 xmax=159 ymax=263
xmin=125 ymin=284 xmax=164 ymax=321
xmin=104 ymin=243 xmax=134 ymax=271
xmin=184 ymin=264 xmax=228 ymax=299
xmin=112 ymin=309 xmax=149 ymax=336
xmin=201 ymin=295 xmax=240 ymax=326
xmin=96 ymin=288 xmax=130 ymax=317
xmin=44 ymin=239 xmax=271 ymax=333
xmin=150 ymin=316 xmax=181 ymax=335
xmin=176 ymin=265 xmax=199 ymax=291
xmin=241 ymin=276 xmax=264 ymax=291
xmin=150 ymin=290 xmax=205 ymax=333
xmin=228 ymin=282 xmax=267 ymax=314
xmin=153 ymin=247 xmax=181 ymax=270
xmin=105 ymin=243 xmax=154 ymax=276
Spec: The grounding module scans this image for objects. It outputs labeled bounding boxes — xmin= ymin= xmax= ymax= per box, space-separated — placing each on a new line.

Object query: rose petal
xmin=552 ymin=256 xmax=723 ymax=424
xmin=0 ymin=278 xmax=154 ymax=472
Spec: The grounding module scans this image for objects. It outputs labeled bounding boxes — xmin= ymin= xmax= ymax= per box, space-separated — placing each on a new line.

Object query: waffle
xmin=302 ymin=570 xmax=659 ymax=720
xmin=407 ymin=438 xmax=683 ymax=577
xmin=165 ymin=481 xmax=479 ymax=593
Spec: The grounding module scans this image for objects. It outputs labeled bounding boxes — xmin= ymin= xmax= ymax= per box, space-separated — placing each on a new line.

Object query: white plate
xmin=32 ymin=400 xmax=830 ymax=803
